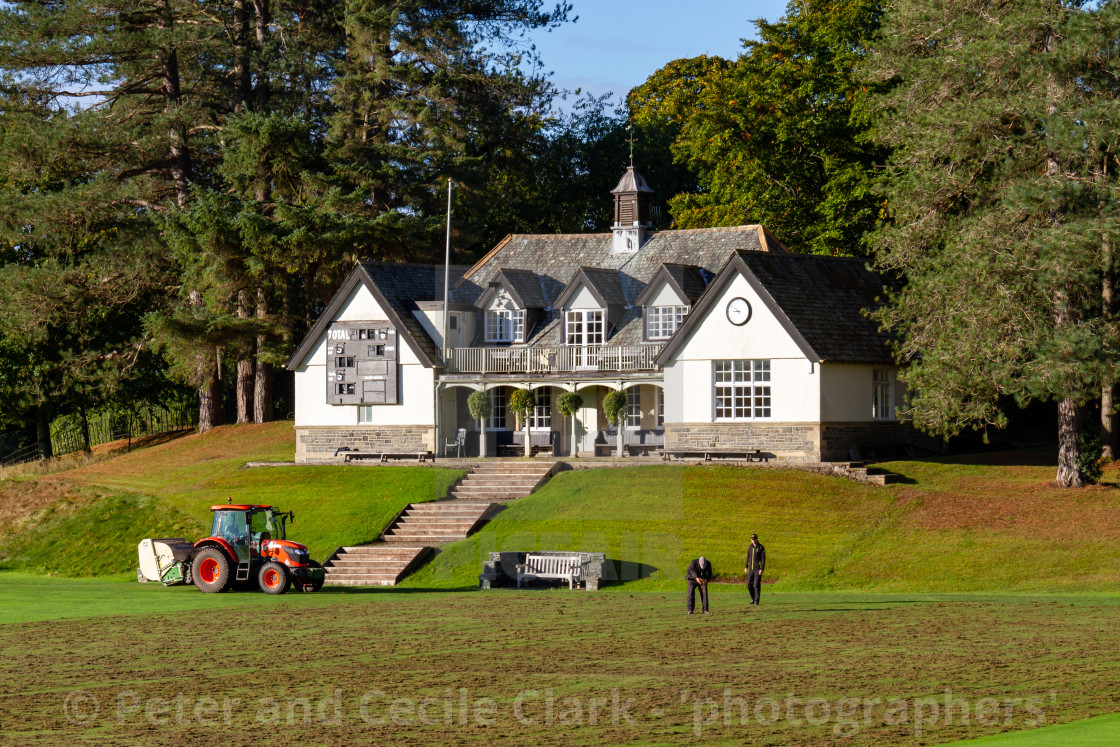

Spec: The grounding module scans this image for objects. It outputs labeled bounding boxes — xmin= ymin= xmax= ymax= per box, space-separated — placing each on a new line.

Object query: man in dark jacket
xmin=685 ymin=556 xmax=713 ymax=614
xmin=744 ymin=534 xmax=765 ymax=605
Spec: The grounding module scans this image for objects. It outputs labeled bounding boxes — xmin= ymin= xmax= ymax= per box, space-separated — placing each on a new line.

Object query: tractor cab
xmin=192 ymin=504 xmax=322 ymax=595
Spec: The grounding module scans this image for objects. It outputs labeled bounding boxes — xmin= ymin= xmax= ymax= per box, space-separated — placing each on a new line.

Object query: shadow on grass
xmin=905 ymin=446 xmax=1057 ymax=468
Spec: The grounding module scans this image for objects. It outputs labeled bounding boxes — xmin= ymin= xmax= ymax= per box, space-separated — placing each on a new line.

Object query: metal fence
xmin=0 ymin=404 xmax=197 ymax=468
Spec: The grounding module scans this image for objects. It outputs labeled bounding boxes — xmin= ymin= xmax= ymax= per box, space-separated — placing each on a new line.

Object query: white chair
xmin=444 ymin=428 xmax=466 ymax=458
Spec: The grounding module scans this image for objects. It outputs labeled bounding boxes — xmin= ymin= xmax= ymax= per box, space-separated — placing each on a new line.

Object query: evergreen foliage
xmin=864 ymin=0 xmax=1120 ymax=486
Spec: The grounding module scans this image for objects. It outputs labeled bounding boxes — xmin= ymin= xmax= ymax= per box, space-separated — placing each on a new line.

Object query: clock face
xmin=726 ymin=297 xmax=752 ymax=326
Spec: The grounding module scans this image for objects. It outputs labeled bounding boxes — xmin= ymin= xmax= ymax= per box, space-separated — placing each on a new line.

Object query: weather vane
xmin=626 ymin=123 xmax=635 ymax=167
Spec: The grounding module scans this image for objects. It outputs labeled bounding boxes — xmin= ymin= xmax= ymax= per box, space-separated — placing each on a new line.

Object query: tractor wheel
xmin=193 ymin=547 xmax=232 ymax=593
xmin=299 ymin=560 xmax=324 ymax=593
xmin=258 ymin=562 xmax=290 ymax=595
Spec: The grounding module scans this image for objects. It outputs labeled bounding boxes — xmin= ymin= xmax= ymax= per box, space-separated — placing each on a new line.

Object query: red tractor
xmin=191 ymin=504 xmax=324 ymax=594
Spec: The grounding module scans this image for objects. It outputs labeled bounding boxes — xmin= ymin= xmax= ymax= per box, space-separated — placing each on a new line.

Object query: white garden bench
xmin=516 ymin=553 xmax=583 ymax=589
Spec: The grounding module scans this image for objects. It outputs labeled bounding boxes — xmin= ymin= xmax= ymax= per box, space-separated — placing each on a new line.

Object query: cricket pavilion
xmin=286 ymin=167 xmax=912 ymax=463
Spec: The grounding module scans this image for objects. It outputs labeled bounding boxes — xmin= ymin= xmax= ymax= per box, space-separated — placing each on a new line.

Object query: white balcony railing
xmin=443 ymin=345 xmax=663 ymax=374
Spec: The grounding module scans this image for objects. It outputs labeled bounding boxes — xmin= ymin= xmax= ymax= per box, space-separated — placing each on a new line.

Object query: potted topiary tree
xmin=556 ymin=390 xmax=584 ymax=458
xmin=467 ymin=389 xmax=492 ymax=458
xmin=603 ymin=389 xmax=628 ymax=458
xmin=508 ymin=388 xmax=535 ymax=457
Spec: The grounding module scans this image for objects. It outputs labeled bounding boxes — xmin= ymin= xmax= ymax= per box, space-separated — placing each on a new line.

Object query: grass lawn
xmin=405 ymin=453 xmax=1120 ymax=593
xmin=946 ymin=713 xmax=1120 ymax=745
xmin=0 ymin=423 xmax=464 ymax=575
xmin=1 ymin=581 xmax=1118 ymax=745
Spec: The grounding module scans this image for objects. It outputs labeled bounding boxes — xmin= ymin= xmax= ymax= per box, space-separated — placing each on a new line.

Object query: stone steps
xmin=333 ymin=461 xmax=559 ymax=583
xmin=381 ymin=501 xmax=497 ymax=543
xmin=322 ymin=545 xmax=431 ymax=587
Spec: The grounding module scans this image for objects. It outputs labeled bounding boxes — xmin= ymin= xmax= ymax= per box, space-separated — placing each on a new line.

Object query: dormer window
xmin=485 ymin=308 xmax=524 ymax=343
xmin=647 ymin=305 xmax=689 ymax=340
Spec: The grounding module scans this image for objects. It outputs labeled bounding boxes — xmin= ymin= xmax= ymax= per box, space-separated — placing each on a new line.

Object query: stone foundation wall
xmin=663 ymin=422 xmax=820 ymax=461
xmin=296 ymin=425 xmax=434 ymax=462
xmin=819 ymin=422 xmax=932 ymax=461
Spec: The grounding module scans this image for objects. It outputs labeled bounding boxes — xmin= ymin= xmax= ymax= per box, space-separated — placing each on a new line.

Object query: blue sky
xmin=526 ymin=0 xmax=790 ymax=104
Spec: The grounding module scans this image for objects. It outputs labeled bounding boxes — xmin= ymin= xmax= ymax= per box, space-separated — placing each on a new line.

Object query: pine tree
xmin=865 ymin=0 xmax=1120 ymax=486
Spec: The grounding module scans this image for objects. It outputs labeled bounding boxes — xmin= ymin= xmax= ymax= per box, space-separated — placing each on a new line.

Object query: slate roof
xmin=451 ymin=226 xmax=781 ymax=347
xmin=655 ymin=251 xmax=892 ymax=366
xmin=361 ymin=262 xmax=470 ymax=363
xmin=737 ymin=252 xmax=892 ymax=364
xmin=560 ymin=266 xmax=629 ymax=308
xmin=635 ymin=262 xmax=709 ymax=306
xmin=494 ymin=267 xmax=549 ymax=309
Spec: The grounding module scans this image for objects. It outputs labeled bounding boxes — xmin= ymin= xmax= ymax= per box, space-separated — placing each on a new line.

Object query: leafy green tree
xmin=603 ymin=389 xmax=627 ymax=458
xmin=629 ymin=1 xmax=886 ymax=255
xmin=864 ymin=0 xmax=1120 ymax=486
xmin=508 ymin=388 xmax=535 ymax=456
xmin=556 ymin=390 xmax=583 ymax=458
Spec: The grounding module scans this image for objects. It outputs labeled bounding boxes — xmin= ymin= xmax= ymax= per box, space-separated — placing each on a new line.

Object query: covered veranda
xmin=435 ymin=375 xmax=665 ymax=458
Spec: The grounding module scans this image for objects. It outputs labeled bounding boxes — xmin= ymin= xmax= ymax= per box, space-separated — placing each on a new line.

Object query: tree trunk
xmin=236 ymin=290 xmax=254 ymax=423
xmin=1056 ymin=398 xmax=1084 ymax=488
xmin=254 ymin=288 xmax=273 ymax=423
xmin=1102 ymin=232 xmax=1118 ymax=459
xmin=254 ymin=0 xmax=271 ymax=109
xmin=617 ymin=419 xmax=624 ymax=458
xmin=156 ymin=0 xmax=192 ymax=208
xmin=479 ymin=416 xmax=487 ymax=458
xmin=198 ymin=373 xmax=222 ymax=434
xmin=79 ymin=405 xmax=92 ymax=455
xmin=231 ymin=0 xmax=252 ymax=113
xmin=36 ymin=404 xmax=53 ymax=460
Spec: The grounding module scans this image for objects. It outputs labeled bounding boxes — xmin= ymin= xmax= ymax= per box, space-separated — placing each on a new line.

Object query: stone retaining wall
xmin=663 ymin=422 xmax=820 ymax=461
xmin=295 ymin=425 xmax=434 ymax=462
xmin=819 ymin=422 xmax=936 ymax=461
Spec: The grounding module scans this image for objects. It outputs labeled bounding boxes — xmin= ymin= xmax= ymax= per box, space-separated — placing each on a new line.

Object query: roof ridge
xmin=736 ymin=249 xmax=872 ymax=264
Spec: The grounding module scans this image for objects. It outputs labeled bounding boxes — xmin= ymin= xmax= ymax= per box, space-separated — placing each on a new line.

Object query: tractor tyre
xmin=193 ymin=547 xmax=233 ymax=593
xmin=259 ymin=561 xmax=290 ymax=595
xmin=299 ymin=560 xmax=324 ymax=593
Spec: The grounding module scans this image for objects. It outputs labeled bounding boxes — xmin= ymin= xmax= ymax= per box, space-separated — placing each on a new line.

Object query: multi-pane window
xmin=565 ymin=310 xmax=604 ymax=345
xmin=713 ymin=360 xmax=771 ymax=420
xmin=490 ymin=388 xmax=507 ymax=430
xmin=485 ymin=309 xmax=524 ymax=343
xmin=625 ymin=386 xmax=642 ymax=429
xmin=656 ymin=387 xmax=665 ymax=427
xmin=531 ymin=388 xmax=551 ymax=429
xmin=359 ymin=405 xmax=374 ymax=423
xmin=647 ymin=305 xmax=689 ymax=340
xmin=872 ymin=369 xmax=892 ymax=420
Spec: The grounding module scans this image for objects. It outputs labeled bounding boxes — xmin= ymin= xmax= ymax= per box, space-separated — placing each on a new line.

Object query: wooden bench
xmin=492 ymin=430 xmax=558 ymax=457
xmin=663 ymin=449 xmax=769 ymax=463
xmin=516 ymin=553 xmax=583 ymax=589
xmin=342 ymin=451 xmax=430 ymax=464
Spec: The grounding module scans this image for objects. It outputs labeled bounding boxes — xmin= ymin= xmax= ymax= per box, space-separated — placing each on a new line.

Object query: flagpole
xmin=443 ymin=179 xmax=452 ymax=354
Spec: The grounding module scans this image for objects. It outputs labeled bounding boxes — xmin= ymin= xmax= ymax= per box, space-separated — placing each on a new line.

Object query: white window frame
xmin=359 ymin=405 xmax=374 ymax=423
xmin=625 ymin=386 xmax=642 ymax=430
xmin=872 ymin=369 xmax=893 ymax=420
xmin=485 ymin=309 xmax=524 ymax=343
xmin=490 ymin=387 xmax=507 ymax=430
xmin=530 ymin=388 xmax=551 ymax=430
xmin=565 ymin=309 xmax=605 ymax=346
xmin=713 ymin=360 xmax=771 ymax=421
xmin=646 ymin=305 xmax=689 ymax=340
xmin=656 ymin=387 xmax=665 ymax=427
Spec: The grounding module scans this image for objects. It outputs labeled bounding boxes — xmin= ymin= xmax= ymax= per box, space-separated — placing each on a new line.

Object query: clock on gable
xmin=726 ymin=297 xmax=752 ymax=326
